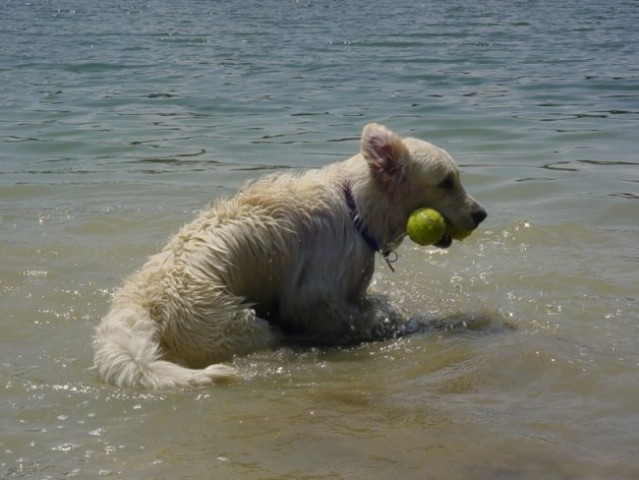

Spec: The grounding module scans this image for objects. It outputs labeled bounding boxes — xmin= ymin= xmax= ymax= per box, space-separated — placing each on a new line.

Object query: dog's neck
xmin=342 ymin=181 xmax=398 ymax=271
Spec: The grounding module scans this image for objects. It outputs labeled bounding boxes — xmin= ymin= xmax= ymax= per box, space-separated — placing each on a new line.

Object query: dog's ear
xmin=360 ymin=123 xmax=408 ymax=181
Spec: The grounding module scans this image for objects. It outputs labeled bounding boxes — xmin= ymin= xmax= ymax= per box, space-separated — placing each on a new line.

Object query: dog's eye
xmin=438 ymin=176 xmax=455 ymax=190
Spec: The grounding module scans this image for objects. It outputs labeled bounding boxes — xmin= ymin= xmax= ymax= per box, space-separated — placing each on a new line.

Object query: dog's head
xmin=360 ymin=123 xmax=487 ymax=248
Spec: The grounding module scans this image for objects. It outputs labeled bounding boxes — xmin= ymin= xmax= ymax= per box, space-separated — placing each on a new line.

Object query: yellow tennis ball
xmin=406 ymin=208 xmax=446 ymax=246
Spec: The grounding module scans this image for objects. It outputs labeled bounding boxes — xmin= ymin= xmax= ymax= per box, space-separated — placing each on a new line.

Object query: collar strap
xmin=342 ymin=182 xmax=397 ymax=271
xmin=342 ymin=181 xmax=379 ymax=253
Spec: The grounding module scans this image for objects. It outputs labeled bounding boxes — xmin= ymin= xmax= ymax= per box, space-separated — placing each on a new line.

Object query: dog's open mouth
xmin=435 ymin=217 xmax=454 ymax=249
xmin=435 ymin=233 xmax=453 ymax=249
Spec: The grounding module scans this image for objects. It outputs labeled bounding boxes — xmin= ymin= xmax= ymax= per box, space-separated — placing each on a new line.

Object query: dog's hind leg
xmin=213 ymin=307 xmax=283 ymax=356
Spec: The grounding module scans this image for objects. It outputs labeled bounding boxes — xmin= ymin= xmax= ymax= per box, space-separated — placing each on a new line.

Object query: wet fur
xmin=92 ymin=123 xmax=486 ymax=388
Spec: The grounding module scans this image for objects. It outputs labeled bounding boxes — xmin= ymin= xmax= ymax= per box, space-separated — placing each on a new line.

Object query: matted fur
xmin=92 ymin=123 xmax=486 ymax=388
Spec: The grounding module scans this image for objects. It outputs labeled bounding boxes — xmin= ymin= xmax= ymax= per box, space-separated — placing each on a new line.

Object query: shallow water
xmin=2 ymin=0 xmax=639 ymax=478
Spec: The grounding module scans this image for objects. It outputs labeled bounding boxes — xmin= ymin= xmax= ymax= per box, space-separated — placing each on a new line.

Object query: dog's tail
xmin=92 ymin=306 xmax=236 ymax=389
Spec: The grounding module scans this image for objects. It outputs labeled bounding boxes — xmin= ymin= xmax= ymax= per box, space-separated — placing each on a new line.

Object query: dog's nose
xmin=472 ymin=207 xmax=487 ymax=227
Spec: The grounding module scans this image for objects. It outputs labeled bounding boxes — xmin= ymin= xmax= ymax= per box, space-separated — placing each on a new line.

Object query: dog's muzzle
xmin=435 ymin=205 xmax=487 ymax=249
xmin=472 ymin=207 xmax=488 ymax=227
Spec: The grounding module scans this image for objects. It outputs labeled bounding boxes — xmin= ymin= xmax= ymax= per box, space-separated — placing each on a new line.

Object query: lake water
xmin=1 ymin=0 xmax=638 ymax=478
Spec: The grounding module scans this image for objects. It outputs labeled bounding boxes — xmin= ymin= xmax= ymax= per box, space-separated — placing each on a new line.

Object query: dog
xmin=92 ymin=123 xmax=486 ymax=388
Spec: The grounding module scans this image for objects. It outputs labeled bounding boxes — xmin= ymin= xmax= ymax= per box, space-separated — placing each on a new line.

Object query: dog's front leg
xmin=355 ymin=294 xmax=408 ymax=341
xmin=295 ymin=295 xmax=407 ymax=344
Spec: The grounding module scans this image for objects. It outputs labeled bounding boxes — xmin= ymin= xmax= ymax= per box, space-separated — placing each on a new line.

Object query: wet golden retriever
xmin=93 ymin=123 xmax=486 ymax=388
